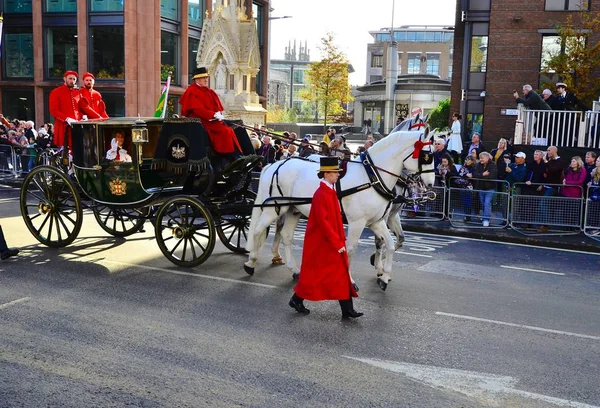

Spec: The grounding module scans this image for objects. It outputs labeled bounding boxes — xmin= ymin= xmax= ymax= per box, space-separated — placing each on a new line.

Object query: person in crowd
xmin=49 ymin=70 xmax=82 ymax=151
xmin=525 ymin=150 xmax=547 ymax=195
xmin=287 ymin=144 xmax=299 ymax=158
xmin=542 ymin=88 xmax=560 ymax=110
xmin=323 ymin=128 xmax=334 ymax=145
xmin=513 ymin=84 xmax=551 ymax=110
xmin=256 ymin=135 xmax=276 ymax=165
xmin=289 ymin=156 xmax=361 ymax=319
xmin=298 ymin=137 xmax=315 ymax=158
xmin=470 ymin=151 xmax=498 ymax=227
xmin=455 ymin=155 xmax=477 ymax=221
xmin=588 ymin=156 xmax=600 ymax=202
xmin=583 ymin=151 xmax=597 ymax=185
xmin=356 ymin=139 xmax=374 ymax=156
xmin=36 ymin=128 xmax=50 ymax=150
xmin=179 ymin=67 xmax=242 ymax=156
xmin=505 ymin=152 xmax=528 ymax=189
xmin=470 ymin=147 xmax=481 ymax=163
xmin=491 ymin=138 xmax=510 ymax=180
xmin=437 ymin=153 xmax=459 ymax=187
xmin=79 ymin=72 xmax=109 ymax=119
xmin=463 ymin=132 xmax=486 ymax=161
xmin=0 ymin=225 xmax=19 ymax=260
xmin=555 ymin=82 xmax=589 ymax=112
xmin=432 ymin=137 xmax=448 ymax=174
xmin=319 ymin=141 xmax=331 ymax=156
xmin=537 ymin=146 xmax=565 ymax=232
xmin=447 ymin=112 xmax=463 ymax=163
xmin=106 ymin=131 xmax=132 ymax=162
xmin=250 ymin=136 xmax=261 ymax=152
xmin=561 ymin=156 xmax=587 ymax=198
xmin=274 ymin=139 xmax=285 ymax=161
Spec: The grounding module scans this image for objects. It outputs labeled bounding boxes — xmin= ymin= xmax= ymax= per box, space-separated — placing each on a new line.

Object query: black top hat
xmin=192 ymin=67 xmax=209 ymax=79
xmin=319 ymin=156 xmax=341 ymax=172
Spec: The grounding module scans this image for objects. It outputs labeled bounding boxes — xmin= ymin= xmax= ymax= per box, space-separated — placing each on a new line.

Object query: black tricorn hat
xmin=319 ymin=156 xmax=341 ymax=172
xmin=192 ymin=67 xmax=209 ymax=79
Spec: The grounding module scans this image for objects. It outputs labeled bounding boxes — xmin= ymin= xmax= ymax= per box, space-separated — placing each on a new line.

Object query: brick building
xmin=451 ymin=0 xmax=599 ymax=144
xmin=0 ymin=0 xmax=270 ymax=127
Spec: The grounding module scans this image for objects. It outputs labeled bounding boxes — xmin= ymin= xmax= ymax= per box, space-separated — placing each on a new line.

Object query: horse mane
xmin=368 ymin=128 xmax=424 ymax=156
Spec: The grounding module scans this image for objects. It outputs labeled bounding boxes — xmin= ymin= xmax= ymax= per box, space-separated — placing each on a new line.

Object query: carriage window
xmin=103 ymin=129 xmax=133 ymax=164
xmin=74 ymin=125 xmax=99 ymax=168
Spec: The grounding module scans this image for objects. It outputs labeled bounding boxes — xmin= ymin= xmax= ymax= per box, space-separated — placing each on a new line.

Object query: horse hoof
xmin=271 ymin=256 xmax=285 ymax=265
xmin=292 ymin=272 xmax=299 ymax=281
xmin=370 ymin=253 xmax=375 ymax=266
xmin=377 ymin=277 xmax=387 ymax=291
xmin=244 ymin=264 xmax=255 ymax=276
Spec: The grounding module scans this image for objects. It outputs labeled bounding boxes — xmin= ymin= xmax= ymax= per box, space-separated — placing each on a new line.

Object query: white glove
xmin=66 ymin=117 xmax=76 ymax=125
xmin=82 ymin=115 xmax=88 ymax=121
xmin=338 ymin=247 xmax=346 ymax=253
xmin=110 ymin=138 xmax=118 ymax=151
xmin=213 ymin=112 xmax=225 ymax=121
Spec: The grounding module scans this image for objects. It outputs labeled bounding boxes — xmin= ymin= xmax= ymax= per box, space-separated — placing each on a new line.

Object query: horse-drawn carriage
xmin=19 ymin=117 xmax=261 ymax=267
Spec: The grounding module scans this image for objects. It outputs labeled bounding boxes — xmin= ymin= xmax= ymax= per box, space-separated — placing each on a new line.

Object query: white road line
xmin=501 ymin=265 xmax=565 ymax=276
xmin=0 ymin=197 xmax=19 ymax=203
xmin=100 ymin=259 xmax=278 ymax=289
xmin=394 ymin=251 xmax=433 ymax=258
xmin=436 ymin=312 xmax=600 ymax=341
xmin=0 ymin=297 xmax=31 ymax=310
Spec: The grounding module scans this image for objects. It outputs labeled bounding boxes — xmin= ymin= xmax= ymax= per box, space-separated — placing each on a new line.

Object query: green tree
xmin=542 ymin=3 xmax=600 ymax=105
xmin=427 ymin=98 xmax=451 ymax=131
xmin=299 ymin=33 xmax=353 ymax=130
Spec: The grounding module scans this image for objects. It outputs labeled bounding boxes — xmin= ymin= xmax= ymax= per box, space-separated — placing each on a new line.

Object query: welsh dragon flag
xmin=154 ymin=74 xmax=171 ymax=118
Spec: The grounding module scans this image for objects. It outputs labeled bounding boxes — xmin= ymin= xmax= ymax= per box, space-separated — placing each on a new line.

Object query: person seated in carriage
xmin=105 ymin=130 xmax=132 ymax=163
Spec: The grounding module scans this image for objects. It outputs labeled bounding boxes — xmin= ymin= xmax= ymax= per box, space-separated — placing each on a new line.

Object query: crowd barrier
xmin=584 ymin=185 xmax=600 ymax=242
xmin=397 ymin=177 xmax=446 ymax=222
xmin=0 ymin=145 xmax=50 ymax=178
xmin=447 ymin=178 xmax=510 ymax=229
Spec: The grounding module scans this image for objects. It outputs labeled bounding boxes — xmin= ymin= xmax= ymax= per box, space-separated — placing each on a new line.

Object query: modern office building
xmin=0 ymin=0 xmax=270 ymax=127
xmin=451 ymin=0 xmax=600 ymax=143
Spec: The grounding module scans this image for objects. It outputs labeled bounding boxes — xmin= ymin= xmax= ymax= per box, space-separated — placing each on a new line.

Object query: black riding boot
xmin=0 ymin=226 xmax=19 ymax=260
xmin=289 ymin=293 xmax=310 ymax=314
xmin=339 ymin=298 xmax=363 ymax=319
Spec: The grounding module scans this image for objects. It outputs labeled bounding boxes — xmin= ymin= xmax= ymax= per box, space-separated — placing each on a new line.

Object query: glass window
xmin=394 ymin=31 xmax=406 ymax=42
xmin=425 ymin=32 xmax=435 ymax=42
xmin=407 ymin=31 xmax=416 ymax=41
xmin=434 ymin=32 xmax=442 ymax=42
xmin=371 ymin=55 xmax=383 ymax=68
xmin=407 ymin=53 xmax=421 ymax=74
xmin=167 ymin=95 xmax=180 ymax=118
xmin=161 ymin=0 xmax=178 ymax=21
xmin=540 ymin=35 xmax=561 ymax=70
xmin=161 ymin=30 xmax=179 ymax=84
xmin=293 ymin=70 xmax=303 ymax=84
xmin=90 ymin=26 xmax=125 ymax=79
xmin=90 ymin=0 xmax=124 ymax=12
xmin=102 ymin=92 xmax=125 ymax=117
xmin=3 ymin=0 xmax=32 ymax=12
xmin=2 ymin=28 xmax=34 ymax=78
xmin=47 ymin=27 xmax=78 ymax=79
xmin=377 ymin=33 xmax=391 ymax=42
xmin=189 ymin=0 xmax=203 ymax=27
xmin=415 ymin=31 xmax=425 ymax=41
xmin=469 ymin=36 xmax=488 ymax=73
xmin=545 ymin=0 xmax=588 ymax=10
xmin=2 ymin=89 xmax=35 ymax=120
xmin=188 ymin=37 xmax=200 ymax=82
xmin=426 ymin=53 xmax=440 ymax=75
xmin=45 ymin=0 xmax=77 ymax=12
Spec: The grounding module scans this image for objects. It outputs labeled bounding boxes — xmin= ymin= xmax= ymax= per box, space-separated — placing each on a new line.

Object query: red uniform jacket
xmin=178 ymin=84 xmax=241 ymax=154
xmin=79 ymin=87 xmax=109 ymax=119
xmin=294 ymin=182 xmax=358 ymax=301
xmin=49 ymin=85 xmax=82 ymax=149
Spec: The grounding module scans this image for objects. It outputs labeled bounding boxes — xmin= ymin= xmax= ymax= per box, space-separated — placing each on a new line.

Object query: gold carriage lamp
xmin=132 ymin=117 xmax=148 ymax=164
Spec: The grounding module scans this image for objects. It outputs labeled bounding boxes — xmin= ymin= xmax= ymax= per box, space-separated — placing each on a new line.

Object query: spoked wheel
xmin=93 ymin=205 xmax=149 ymax=237
xmin=19 ymin=166 xmax=83 ymax=247
xmin=155 ymin=196 xmax=216 ymax=267
xmin=216 ymin=191 xmax=255 ymax=254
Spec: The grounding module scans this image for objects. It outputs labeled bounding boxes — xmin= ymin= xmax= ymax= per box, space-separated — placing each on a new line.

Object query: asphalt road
xmin=1 ymin=184 xmax=599 ymax=408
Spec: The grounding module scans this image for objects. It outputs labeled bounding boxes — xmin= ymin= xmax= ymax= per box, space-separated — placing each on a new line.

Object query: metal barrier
xmin=448 ymin=178 xmax=510 ymax=228
xmin=510 ymin=182 xmax=584 ymax=236
xmin=583 ymin=185 xmax=600 ymax=242
xmin=398 ymin=176 xmax=446 ymax=222
xmin=0 ymin=145 xmax=18 ymax=178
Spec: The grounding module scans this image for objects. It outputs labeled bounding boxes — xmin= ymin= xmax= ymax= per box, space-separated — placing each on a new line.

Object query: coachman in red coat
xmin=49 ymin=70 xmax=82 ymax=150
xmin=289 ymin=157 xmax=363 ymax=319
xmin=79 ymin=72 xmax=109 ymax=119
xmin=179 ymin=67 xmax=242 ymax=155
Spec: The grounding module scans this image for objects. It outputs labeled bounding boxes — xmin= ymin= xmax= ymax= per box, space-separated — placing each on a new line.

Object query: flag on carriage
xmin=0 ymin=15 xmax=4 ymax=58
xmin=154 ymin=73 xmax=171 ymax=118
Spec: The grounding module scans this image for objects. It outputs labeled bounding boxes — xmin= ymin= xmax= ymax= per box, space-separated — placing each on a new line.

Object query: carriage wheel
xmin=155 ymin=196 xmax=216 ymax=267
xmin=19 ymin=166 xmax=83 ymax=248
xmin=216 ymin=191 xmax=255 ymax=254
xmin=93 ymin=205 xmax=149 ymax=237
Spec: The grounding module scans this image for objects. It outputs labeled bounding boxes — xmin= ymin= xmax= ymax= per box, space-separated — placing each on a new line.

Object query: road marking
xmin=0 ymin=197 xmax=19 ymax=203
xmin=394 ymin=251 xmax=433 ymax=258
xmin=347 ymin=357 xmax=600 ymax=408
xmin=501 ymin=265 xmax=565 ymax=276
xmin=436 ymin=312 xmax=600 ymax=341
xmin=0 ymin=297 xmax=30 ymax=310
xmin=100 ymin=259 xmax=278 ymax=289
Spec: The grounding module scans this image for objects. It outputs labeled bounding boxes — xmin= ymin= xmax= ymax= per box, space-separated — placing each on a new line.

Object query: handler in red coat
xmin=49 ymin=70 xmax=82 ymax=150
xmin=289 ymin=157 xmax=363 ymax=319
xmin=179 ymin=67 xmax=242 ymax=155
xmin=79 ymin=72 xmax=109 ymax=119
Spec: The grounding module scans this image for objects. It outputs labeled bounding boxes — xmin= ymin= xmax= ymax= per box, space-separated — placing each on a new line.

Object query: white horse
xmin=244 ymin=128 xmax=436 ymax=290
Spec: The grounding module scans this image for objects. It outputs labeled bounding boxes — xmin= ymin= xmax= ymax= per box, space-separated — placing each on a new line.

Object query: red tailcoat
xmin=178 ymin=84 xmax=242 ymax=154
xmin=294 ymin=182 xmax=358 ymax=301
xmin=79 ymin=87 xmax=109 ymax=119
xmin=49 ymin=85 xmax=82 ymax=149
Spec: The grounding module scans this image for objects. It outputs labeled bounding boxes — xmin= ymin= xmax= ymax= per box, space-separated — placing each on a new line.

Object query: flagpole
xmin=161 ymin=72 xmax=171 ymax=118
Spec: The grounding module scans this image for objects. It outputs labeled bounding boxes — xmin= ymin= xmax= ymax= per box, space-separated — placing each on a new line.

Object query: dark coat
xmin=545 ymin=156 xmax=566 ymax=185
xmin=256 ymin=143 xmax=276 ymax=164
xmin=544 ymin=95 xmax=561 ymax=110
xmin=556 ymin=92 xmax=589 ymax=112
xmin=516 ymin=91 xmax=552 ymax=111
xmin=505 ymin=163 xmax=527 ymax=186
xmin=473 ymin=160 xmax=498 ymax=190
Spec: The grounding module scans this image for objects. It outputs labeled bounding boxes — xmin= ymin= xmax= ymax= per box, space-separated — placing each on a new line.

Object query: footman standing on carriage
xmin=289 ymin=157 xmax=363 ymax=319
xmin=49 ymin=70 xmax=83 ymax=151
xmin=179 ymin=67 xmax=242 ymax=157
xmin=79 ymin=72 xmax=109 ymax=120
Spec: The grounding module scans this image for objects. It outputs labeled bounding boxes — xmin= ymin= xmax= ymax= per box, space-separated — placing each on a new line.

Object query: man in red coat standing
xmin=79 ymin=72 xmax=109 ymax=120
xmin=289 ymin=157 xmax=363 ymax=319
xmin=49 ymin=70 xmax=82 ymax=150
xmin=179 ymin=67 xmax=242 ymax=155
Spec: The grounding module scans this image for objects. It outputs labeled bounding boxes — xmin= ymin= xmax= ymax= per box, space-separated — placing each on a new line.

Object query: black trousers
xmin=292 ymin=293 xmax=354 ymax=312
xmin=0 ymin=226 xmax=8 ymax=251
